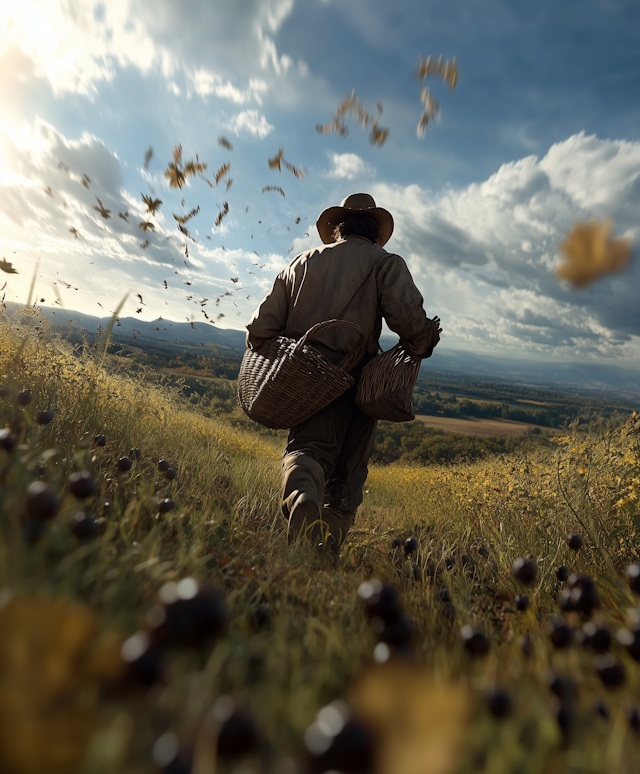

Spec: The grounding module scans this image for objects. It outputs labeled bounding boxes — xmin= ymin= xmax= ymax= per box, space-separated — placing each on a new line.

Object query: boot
xmin=286 ymin=492 xmax=323 ymax=547
xmin=321 ymin=506 xmax=355 ymax=554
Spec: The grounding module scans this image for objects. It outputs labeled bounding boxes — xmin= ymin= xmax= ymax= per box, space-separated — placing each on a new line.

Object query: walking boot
xmin=287 ymin=492 xmax=323 ymax=547
xmin=320 ymin=506 xmax=355 ymax=555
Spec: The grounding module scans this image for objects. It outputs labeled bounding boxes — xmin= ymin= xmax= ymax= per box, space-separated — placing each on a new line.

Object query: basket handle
xmin=294 ymin=319 xmax=367 ymax=373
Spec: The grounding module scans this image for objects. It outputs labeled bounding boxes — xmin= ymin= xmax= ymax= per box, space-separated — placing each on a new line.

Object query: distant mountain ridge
xmin=3 ymin=302 xmax=639 ymax=398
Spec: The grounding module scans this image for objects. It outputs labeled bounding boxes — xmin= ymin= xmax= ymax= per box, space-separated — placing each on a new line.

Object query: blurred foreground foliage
xmin=1 ymin=306 xmax=640 ymax=774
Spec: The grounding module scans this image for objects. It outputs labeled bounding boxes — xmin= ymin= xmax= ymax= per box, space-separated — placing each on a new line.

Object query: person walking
xmin=245 ymin=193 xmax=441 ymax=554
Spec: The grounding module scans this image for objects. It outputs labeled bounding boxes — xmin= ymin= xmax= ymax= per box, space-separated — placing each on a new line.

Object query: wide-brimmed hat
xmin=316 ymin=192 xmax=394 ymax=246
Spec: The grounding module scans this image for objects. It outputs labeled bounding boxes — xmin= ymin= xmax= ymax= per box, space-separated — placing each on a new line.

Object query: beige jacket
xmin=245 ymin=235 xmax=439 ymax=365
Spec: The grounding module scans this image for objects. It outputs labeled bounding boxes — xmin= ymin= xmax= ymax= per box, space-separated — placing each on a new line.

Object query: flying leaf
xmin=262 ymin=186 xmax=285 ymax=197
xmin=214 ymin=202 xmax=229 ymax=227
xmin=0 ymin=257 xmax=18 ymax=274
xmin=69 ymin=227 xmax=80 ymax=238
xmin=58 ymin=160 xmax=70 ymax=175
xmin=417 ymin=54 xmax=459 ymax=90
xmin=417 ymin=88 xmax=439 ymax=137
xmin=140 ymin=240 xmax=150 ymax=249
xmin=218 ymin=136 xmax=234 ymax=151
xmin=268 ymin=147 xmax=284 ymax=172
xmin=370 ymin=102 xmax=389 ymax=146
xmin=178 ymin=223 xmax=195 ymax=242
xmin=225 ymin=178 xmax=233 ymax=191
xmin=173 ymin=205 xmax=200 ymax=224
xmin=349 ymin=661 xmax=468 ymax=774
xmin=556 ymin=219 xmax=631 ymax=288
xmin=44 ymin=186 xmax=52 ymax=196
xmin=214 ymin=162 xmax=231 ymax=185
xmin=93 ymin=198 xmax=111 ymax=220
xmin=118 ymin=211 xmax=129 ymax=222
xmin=143 ymin=146 xmax=154 ymax=169
xmin=139 ymin=221 xmax=155 ymax=233
xmin=81 ymin=173 xmax=91 ymax=189
xmin=316 ymin=91 xmax=370 ymax=137
xmin=142 ymin=193 xmax=162 ymax=215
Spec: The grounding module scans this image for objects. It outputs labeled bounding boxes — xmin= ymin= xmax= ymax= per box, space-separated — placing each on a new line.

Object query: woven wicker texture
xmin=355 ymin=343 xmax=422 ymax=422
xmin=237 ymin=320 xmax=366 ymax=429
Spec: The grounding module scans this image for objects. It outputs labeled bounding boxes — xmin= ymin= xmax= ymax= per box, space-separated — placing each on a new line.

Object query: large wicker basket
xmin=355 ymin=343 xmax=422 ymax=422
xmin=237 ymin=320 xmax=366 ymax=429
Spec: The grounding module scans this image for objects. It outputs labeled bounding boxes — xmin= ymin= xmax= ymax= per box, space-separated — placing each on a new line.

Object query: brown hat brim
xmin=316 ymin=204 xmax=394 ymax=246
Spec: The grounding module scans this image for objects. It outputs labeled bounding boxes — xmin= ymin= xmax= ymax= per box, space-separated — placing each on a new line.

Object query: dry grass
xmin=1 ymin=306 xmax=640 ymax=774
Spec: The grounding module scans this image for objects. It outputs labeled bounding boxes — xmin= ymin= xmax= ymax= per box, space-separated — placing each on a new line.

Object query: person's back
xmin=245 ymin=192 xmax=441 ymax=554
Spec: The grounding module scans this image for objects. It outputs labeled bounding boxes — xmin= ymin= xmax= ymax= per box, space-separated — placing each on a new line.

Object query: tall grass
xmin=1 ymin=306 xmax=640 ymax=774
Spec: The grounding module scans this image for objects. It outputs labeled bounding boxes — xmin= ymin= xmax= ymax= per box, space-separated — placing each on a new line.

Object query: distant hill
xmin=3 ymin=302 xmax=639 ymax=398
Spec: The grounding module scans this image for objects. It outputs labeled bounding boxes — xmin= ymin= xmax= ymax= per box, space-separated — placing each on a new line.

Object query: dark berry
xmin=555 ymin=706 xmax=572 ymax=738
xmin=217 ymin=707 xmax=259 ymax=758
xmin=16 ymin=390 xmax=32 ymax=406
xmin=70 ymin=512 xmax=101 ymax=539
xmin=305 ymin=704 xmax=373 ymax=774
xmin=461 ymin=625 xmax=490 ymax=657
xmin=625 ymin=564 xmax=640 ymax=595
xmin=515 ymin=595 xmax=530 ymax=612
xmin=559 ymin=588 xmax=575 ymax=613
xmin=567 ymin=534 xmax=583 ymax=551
xmin=442 ymin=603 xmax=457 ymax=621
xmin=26 ymin=481 xmax=59 ymax=521
xmin=0 ymin=428 xmax=16 ymax=453
xmin=445 ymin=555 xmax=455 ymax=571
xmin=555 ymin=565 xmax=570 ymax=583
xmin=357 ymin=579 xmax=401 ymax=623
xmin=617 ymin=628 xmax=640 ymax=661
xmin=36 ymin=410 xmax=55 ymax=425
xmin=566 ymin=574 xmax=599 ymax=615
xmin=116 ymin=456 xmax=133 ymax=472
xmin=158 ymin=498 xmax=176 ymax=514
xmin=151 ymin=733 xmax=192 ymax=774
xmin=129 ymin=447 xmax=142 ymax=460
xmin=68 ymin=470 xmax=97 ymax=499
xmin=254 ymin=603 xmax=271 ymax=629
xmin=404 ymin=537 xmax=418 ymax=555
xmin=164 ymin=467 xmax=177 ymax=481
xmin=512 ymin=557 xmax=537 ymax=586
xmin=391 ymin=537 xmax=402 ymax=548
xmin=486 ymin=689 xmax=511 ymax=719
xmin=437 ymin=587 xmax=451 ymax=603
xmin=547 ymin=672 xmax=574 ymax=705
xmin=627 ymin=707 xmax=640 ymax=733
xmin=371 ymin=613 xmax=413 ymax=646
xmin=547 ymin=617 xmax=573 ymax=649
xmin=594 ymin=700 xmax=609 ymax=720
xmin=120 ymin=630 xmax=163 ymax=686
xmin=157 ymin=459 xmax=171 ymax=472
xmin=581 ymin=623 xmax=611 ymax=654
xmin=93 ymin=434 xmax=107 ymax=447
xmin=412 ymin=564 xmax=423 ymax=582
xmin=149 ymin=579 xmax=228 ymax=648
xmin=594 ymin=655 xmax=625 ymax=689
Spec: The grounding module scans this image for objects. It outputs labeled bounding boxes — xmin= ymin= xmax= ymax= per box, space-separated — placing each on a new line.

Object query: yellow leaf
xmin=349 ymin=661 xmax=468 ymax=774
xmin=556 ymin=219 xmax=631 ymax=288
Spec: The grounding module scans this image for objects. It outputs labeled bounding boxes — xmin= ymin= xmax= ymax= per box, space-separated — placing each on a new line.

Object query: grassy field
xmin=415 ymin=414 xmax=541 ymax=437
xmin=1 ymin=306 xmax=640 ymax=774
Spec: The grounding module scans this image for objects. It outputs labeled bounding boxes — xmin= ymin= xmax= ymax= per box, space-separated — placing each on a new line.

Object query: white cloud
xmin=222 ymin=110 xmax=274 ymax=138
xmin=371 ymin=132 xmax=640 ymax=363
xmin=0 ymin=0 xmax=302 ymax=99
xmin=324 ymin=152 xmax=375 ymax=180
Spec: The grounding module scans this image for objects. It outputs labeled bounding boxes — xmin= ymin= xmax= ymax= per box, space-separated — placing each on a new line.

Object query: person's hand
xmin=431 ymin=315 xmax=442 ymax=334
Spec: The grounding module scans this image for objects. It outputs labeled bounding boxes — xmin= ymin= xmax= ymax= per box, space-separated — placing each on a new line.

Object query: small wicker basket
xmin=355 ymin=343 xmax=422 ymax=422
xmin=237 ymin=319 xmax=366 ymax=429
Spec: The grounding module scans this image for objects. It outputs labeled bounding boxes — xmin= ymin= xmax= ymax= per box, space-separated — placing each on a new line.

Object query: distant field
xmin=415 ymin=414 xmax=540 ymax=436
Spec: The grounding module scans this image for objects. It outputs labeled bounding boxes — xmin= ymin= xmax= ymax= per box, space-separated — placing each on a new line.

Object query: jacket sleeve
xmin=245 ymin=274 xmax=289 ymax=350
xmin=377 ymin=254 xmax=440 ymax=357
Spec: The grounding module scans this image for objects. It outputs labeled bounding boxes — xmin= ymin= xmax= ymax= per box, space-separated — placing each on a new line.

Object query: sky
xmin=1 ymin=0 xmax=640 ymax=369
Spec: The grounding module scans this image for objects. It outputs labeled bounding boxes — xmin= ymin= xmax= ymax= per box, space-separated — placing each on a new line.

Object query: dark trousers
xmin=280 ymin=385 xmax=377 ymax=521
